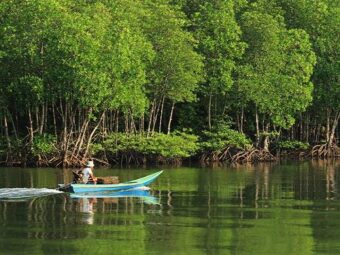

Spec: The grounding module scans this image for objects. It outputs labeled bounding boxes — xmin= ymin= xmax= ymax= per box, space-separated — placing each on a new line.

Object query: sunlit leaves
xmin=278 ymin=0 xmax=340 ymax=111
xmin=142 ymin=0 xmax=203 ymax=103
xmin=100 ymin=131 xmax=199 ymax=158
xmin=193 ymin=0 xmax=246 ymax=95
xmin=238 ymin=4 xmax=316 ymax=128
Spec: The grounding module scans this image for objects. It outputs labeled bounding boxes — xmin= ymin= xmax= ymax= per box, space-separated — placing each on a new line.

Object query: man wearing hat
xmin=81 ymin=160 xmax=97 ymax=184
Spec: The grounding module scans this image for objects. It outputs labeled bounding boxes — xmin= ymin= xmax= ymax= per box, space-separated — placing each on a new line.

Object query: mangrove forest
xmin=0 ymin=0 xmax=339 ymax=167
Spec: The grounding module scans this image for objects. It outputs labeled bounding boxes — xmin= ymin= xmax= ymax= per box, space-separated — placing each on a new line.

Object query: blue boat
xmin=58 ymin=170 xmax=163 ymax=193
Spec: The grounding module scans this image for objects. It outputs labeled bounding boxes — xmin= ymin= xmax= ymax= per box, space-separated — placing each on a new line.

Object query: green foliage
xmin=194 ymin=0 xmax=246 ymax=95
xmin=278 ymin=140 xmax=309 ymax=150
xmin=0 ymin=0 xmax=337 ymax=165
xmin=201 ymin=123 xmax=251 ymax=151
xmin=89 ymin=143 xmax=104 ymax=156
xmin=0 ymin=136 xmax=25 ymax=160
xmin=238 ymin=3 xmax=316 ymax=129
xmin=142 ymin=0 xmax=203 ymax=103
xmin=32 ymin=134 xmax=57 ymax=156
xmin=99 ymin=131 xmax=199 ymax=159
xmin=184 ymin=0 xmax=246 ymax=127
xmin=8 ymin=76 xmax=44 ymax=108
xmin=100 ymin=0 xmax=154 ymax=115
xmin=259 ymin=131 xmax=280 ymax=138
xmin=278 ymin=0 xmax=339 ymax=111
xmin=0 ymin=0 xmax=154 ymax=116
xmin=145 ymin=131 xmax=199 ymax=157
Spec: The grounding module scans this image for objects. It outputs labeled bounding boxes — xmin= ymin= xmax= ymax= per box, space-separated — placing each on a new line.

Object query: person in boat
xmin=79 ymin=160 xmax=97 ymax=184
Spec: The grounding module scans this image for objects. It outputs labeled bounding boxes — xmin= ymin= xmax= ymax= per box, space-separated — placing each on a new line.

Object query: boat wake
xmin=0 ymin=188 xmax=63 ymax=201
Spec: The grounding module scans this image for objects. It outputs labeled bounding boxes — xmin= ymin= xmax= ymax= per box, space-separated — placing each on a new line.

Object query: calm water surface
xmin=0 ymin=161 xmax=340 ymax=255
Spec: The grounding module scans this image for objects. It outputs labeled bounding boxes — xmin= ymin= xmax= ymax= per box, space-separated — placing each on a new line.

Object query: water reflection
xmin=0 ymin=161 xmax=340 ymax=255
xmin=70 ymin=189 xmax=159 ymax=203
xmin=77 ymin=198 xmax=96 ymax=224
xmin=71 ymin=189 xmax=160 ymax=225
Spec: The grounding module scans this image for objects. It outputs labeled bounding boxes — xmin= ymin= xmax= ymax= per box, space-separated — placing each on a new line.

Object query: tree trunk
xmin=7 ymin=111 xmax=18 ymax=140
xmin=140 ymin=114 xmax=145 ymax=134
xmin=240 ymin=106 xmax=244 ymax=133
xmin=337 ymin=119 xmax=339 ymax=145
xmin=291 ymin=125 xmax=294 ymax=140
xmin=299 ymin=112 xmax=303 ymax=141
xmin=255 ymin=106 xmax=260 ymax=147
xmin=167 ymin=102 xmax=175 ymax=135
xmin=316 ymin=124 xmax=321 ymax=144
xmin=152 ymin=99 xmax=161 ymax=134
xmin=61 ymin=101 xmax=68 ymax=165
xmin=4 ymin=112 xmax=11 ymax=152
xmin=115 ymin=110 xmax=119 ymax=133
xmin=305 ymin=113 xmax=310 ymax=143
xmin=208 ymin=93 xmax=212 ymax=130
xmin=326 ymin=108 xmax=330 ymax=143
xmin=75 ymin=109 xmax=91 ymax=157
xmin=77 ymin=107 xmax=82 ymax=134
xmin=44 ymin=102 xmax=48 ymax=134
xmin=263 ymin=123 xmax=270 ymax=152
xmin=147 ymin=101 xmax=155 ymax=136
xmin=83 ymin=111 xmax=105 ymax=159
xmin=28 ymin=107 xmax=34 ymax=148
xmin=328 ymin=111 xmax=340 ymax=147
xmin=35 ymin=106 xmax=39 ymax=132
xmin=72 ymin=115 xmax=88 ymax=157
xmin=102 ymin=111 xmax=107 ymax=136
xmin=39 ymin=103 xmax=45 ymax=135
xmin=124 ymin=113 xmax=130 ymax=134
xmin=130 ymin=112 xmax=136 ymax=134
xmin=158 ymin=96 xmax=165 ymax=133
xmin=59 ymin=99 xmax=67 ymax=151
xmin=52 ymin=103 xmax=58 ymax=139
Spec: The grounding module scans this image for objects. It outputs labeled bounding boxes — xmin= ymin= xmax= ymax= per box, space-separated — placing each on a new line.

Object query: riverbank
xmin=1 ymin=131 xmax=339 ymax=167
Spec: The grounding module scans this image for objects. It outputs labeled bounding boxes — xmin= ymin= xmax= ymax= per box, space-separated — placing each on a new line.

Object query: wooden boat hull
xmin=58 ymin=170 xmax=163 ymax=193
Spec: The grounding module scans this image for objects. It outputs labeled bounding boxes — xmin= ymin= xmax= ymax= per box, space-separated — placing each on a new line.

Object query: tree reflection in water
xmin=1 ymin=163 xmax=340 ymax=254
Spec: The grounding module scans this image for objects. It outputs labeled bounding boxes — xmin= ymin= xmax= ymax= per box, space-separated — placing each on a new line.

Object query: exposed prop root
xmin=310 ymin=144 xmax=340 ymax=158
xmin=200 ymin=147 xmax=276 ymax=163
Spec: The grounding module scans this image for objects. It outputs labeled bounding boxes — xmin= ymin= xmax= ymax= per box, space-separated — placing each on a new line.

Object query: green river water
xmin=0 ymin=160 xmax=340 ymax=255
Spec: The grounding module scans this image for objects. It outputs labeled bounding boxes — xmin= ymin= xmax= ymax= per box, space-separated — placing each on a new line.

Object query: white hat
xmin=86 ymin=160 xmax=94 ymax=167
